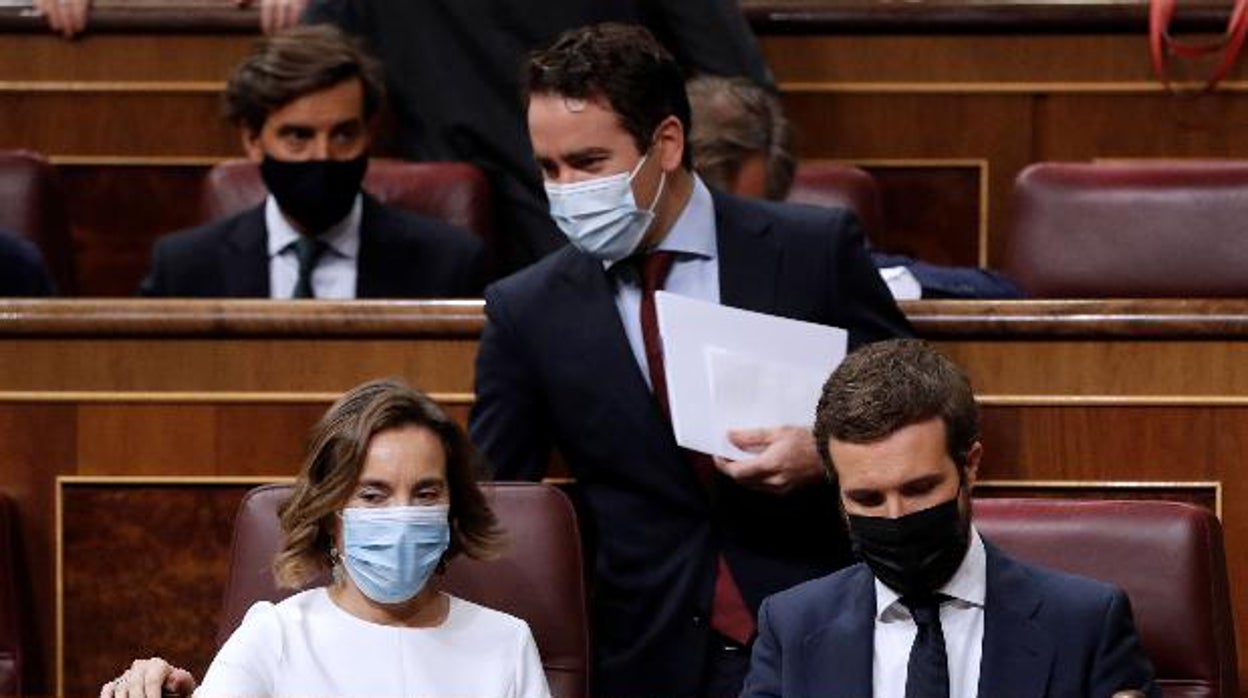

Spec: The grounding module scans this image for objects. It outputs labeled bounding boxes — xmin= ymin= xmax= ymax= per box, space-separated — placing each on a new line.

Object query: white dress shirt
xmin=265 ymin=194 xmax=362 ymax=299
xmin=609 ymin=175 xmax=720 ymax=387
xmin=872 ymin=526 xmax=987 ymax=698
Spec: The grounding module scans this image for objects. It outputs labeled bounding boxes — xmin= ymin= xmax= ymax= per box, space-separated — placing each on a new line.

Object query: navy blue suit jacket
xmin=470 ymin=191 xmax=911 ymax=698
xmin=742 ymin=541 xmax=1160 ymax=698
xmin=138 ymin=194 xmax=484 ymax=297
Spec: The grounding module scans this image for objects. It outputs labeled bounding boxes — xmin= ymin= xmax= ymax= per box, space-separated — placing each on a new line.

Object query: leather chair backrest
xmin=0 ymin=494 xmax=22 ymax=697
xmin=787 ymin=163 xmax=885 ymax=238
xmin=218 ymin=483 xmax=589 ymax=698
xmin=1003 ymin=162 xmax=1248 ymax=297
xmin=0 ymin=150 xmax=76 ymax=294
xmin=975 ymin=498 xmax=1237 ymax=698
xmin=201 ymin=158 xmax=496 ymax=248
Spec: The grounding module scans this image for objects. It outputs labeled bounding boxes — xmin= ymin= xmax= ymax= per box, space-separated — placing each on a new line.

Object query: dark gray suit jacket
xmin=138 ymin=195 xmax=484 ymax=298
xmin=0 ymin=229 xmax=54 ymax=297
xmin=305 ymin=0 xmax=772 ymax=272
xmin=743 ymin=541 xmax=1160 ymax=698
xmin=470 ymin=191 xmax=911 ymax=698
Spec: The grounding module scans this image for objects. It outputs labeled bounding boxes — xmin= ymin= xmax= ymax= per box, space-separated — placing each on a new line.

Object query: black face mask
xmin=846 ymin=494 xmax=970 ymax=598
xmin=260 ymin=155 xmax=368 ymax=234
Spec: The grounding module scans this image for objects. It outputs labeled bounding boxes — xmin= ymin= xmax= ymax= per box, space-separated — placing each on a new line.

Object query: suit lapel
xmin=221 ymin=205 xmax=270 ymax=297
xmin=356 ymin=195 xmax=390 ymax=298
xmin=554 ymin=253 xmax=681 ymax=464
xmin=800 ymin=566 xmax=876 ymax=698
xmin=713 ymin=190 xmax=780 ymax=314
xmin=978 ymin=543 xmax=1056 ymax=698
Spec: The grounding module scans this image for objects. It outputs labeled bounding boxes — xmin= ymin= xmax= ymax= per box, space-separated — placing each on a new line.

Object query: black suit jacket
xmin=470 ymin=191 xmax=912 ymax=698
xmin=0 ymin=228 xmax=54 ymax=297
xmin=305 ymin=0 xmax=772 ymax=271
xmin=139 ymin=195 xmax=485 ymax=298
xmin=743 ymin=541 xmax=1160 ymax=698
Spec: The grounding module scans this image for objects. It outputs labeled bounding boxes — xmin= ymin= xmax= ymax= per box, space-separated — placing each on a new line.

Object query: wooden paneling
xmin=2 ymin=299 xmax=1248 ymax=692
xmin=864 ymin=164 xmax=983 ymax=266
xmin=0 ymin=92 xmax=235 ymax=157
xmin=58 ymin=163 xmax=213 ymax=296
xmin=58 ymin=480 xmax=262 ymax=696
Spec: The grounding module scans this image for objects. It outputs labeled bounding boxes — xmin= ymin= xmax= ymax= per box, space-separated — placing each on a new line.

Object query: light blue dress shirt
xmin=265 ymin=194 xmax=362 ymax=299
xmin=610 ymin=176 xmax=720 ymax=388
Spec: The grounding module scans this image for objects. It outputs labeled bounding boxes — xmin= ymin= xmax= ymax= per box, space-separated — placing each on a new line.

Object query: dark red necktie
xmin=637 ymin=252 xmax=756 ymax=645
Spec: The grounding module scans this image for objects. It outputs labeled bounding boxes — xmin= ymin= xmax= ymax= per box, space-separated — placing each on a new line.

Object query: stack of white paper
xmin=655 ymin=291 xmax=848 ymax=460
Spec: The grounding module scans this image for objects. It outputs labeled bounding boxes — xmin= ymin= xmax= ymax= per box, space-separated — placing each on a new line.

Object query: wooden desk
xmin=0 ymin=298 xmax=1242 ymax=693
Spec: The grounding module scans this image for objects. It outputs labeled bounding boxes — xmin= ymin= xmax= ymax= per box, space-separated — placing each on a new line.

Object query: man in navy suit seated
xmin=471 ymin=23 xmax=910 ymax=698
xmin=742 ymin=338 xmax=1158 ymax=698
xmin=139 ymin=25 xmax=484 ymax=299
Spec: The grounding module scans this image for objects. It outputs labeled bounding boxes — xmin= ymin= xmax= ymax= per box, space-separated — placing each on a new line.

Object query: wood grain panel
xmin=863 ymin=164 xmax=982 ymax=266
xmin=58 ymin=481 xmax=259 ymax=696
xmin=58 ymin=164 xmax=212 ymax=296
xmin=0 ymin=92 xmax=235 ymax=157
xmin=933 ymin=340 xmax=1248 ymax=395
xmin=0 ymin=34 xmax=247 ymax=82
xmin=782 ymin=92 xmax=1030 ymax=267
xmin=760 ymin=34 xmax=1238 ymax=85
xmin=0 ymin=338 xmax=477 ymax=392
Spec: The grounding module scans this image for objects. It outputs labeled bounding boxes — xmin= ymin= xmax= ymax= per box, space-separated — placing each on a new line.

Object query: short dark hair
xmin=687 ymin=75 xmax=796 ymax=200
xmin=813 ymin=339 xmax=979 ymax=481
xmin=524 ymin=23 xmax=693 ymax=169
xmin=225 ymin=24 xmax=386 ymax=135
xmin=274 ymin=378 xmax=502 ymax=589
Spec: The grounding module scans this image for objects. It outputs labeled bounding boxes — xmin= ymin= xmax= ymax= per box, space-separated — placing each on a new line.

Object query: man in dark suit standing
xmin=140 ymin=25 xmax=483 ymax=299
xmin=304 ymin=0 xmax=772 ymax=273
xmin=470 ymin=24 xmax=910 ymax=698
xmin=742 ymin=339 xmax=1159 ymax=698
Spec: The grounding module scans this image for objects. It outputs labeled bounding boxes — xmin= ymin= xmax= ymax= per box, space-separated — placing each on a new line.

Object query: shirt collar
xmin=265 ymin=193 xmax=363 ymax=260
xmin=875 ymin=525 xmax=987 ymax=621
xmin=604 ymin=174 xmax=718 ymax=272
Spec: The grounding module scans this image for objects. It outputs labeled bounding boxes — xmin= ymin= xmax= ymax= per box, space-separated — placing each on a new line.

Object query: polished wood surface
xmin=0 ymin=299 xmax=1246 ymax=693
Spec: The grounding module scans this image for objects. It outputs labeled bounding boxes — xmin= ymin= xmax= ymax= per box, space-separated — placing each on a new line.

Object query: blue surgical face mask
xmin=340 ymin=504 xmax=450 ymax=605
xmin=544 ymin=153 xmax=667 ymax=263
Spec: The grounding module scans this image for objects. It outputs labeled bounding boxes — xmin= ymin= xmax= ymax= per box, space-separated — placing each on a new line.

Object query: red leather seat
xmin=201 ymin=158 xmax=497 ymax=256
xmin=218 ymin=482 xmax=589 ymax=698
xmin=0 ymin=150 xmax=76 ymax=294
xmin=975 ymin=499 xmax=1237 ymax=698
xmin=0 ymin=494 xmax=23 ymax=697
xmin=1003 ymin=162 xmax=1248 ymax=297
xmin=787 ymin=163 xmax=884 ymax=238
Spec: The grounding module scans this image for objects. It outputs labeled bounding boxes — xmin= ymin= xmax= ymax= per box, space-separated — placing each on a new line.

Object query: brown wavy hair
xmin=273 ymin=378 xmax=502 ymax=589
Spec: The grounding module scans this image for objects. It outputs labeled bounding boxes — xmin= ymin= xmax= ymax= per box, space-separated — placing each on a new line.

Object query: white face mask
xmin=544 ymin=153 xmax=667 ymax=263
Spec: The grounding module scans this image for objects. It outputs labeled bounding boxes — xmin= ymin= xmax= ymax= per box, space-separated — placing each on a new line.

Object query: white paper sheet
xmin=655 ymin=291 xmax=848 ymax=459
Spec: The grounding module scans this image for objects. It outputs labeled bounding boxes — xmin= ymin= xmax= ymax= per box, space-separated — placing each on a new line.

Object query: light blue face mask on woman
xmin=544 ymin=153 xmax=667 ymax=263
xmin=340 ymin=504 xmax=450 ymax=605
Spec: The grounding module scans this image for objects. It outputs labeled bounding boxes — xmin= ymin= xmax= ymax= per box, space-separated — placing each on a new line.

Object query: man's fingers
xmin=727 ymin=427 xmax=772 ymax=450
xmin=141 ymin=660 xmax=167 ymax=698
xmin=67 ymin=0 xmax=87 ymax=36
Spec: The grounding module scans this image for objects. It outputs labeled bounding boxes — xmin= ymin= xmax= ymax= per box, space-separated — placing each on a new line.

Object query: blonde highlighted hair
xmin=273 ymin=378 xmax=502 ymax=589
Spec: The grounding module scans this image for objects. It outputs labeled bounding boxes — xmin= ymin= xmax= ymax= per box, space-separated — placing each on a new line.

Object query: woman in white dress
xmin=100 ymin=379 xmax=551 ymax=698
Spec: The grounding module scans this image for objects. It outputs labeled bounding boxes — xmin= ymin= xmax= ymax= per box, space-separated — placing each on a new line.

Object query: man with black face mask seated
xmin=139 ymin=25 xmax=484 ymax=299
xmin=742 ymin=338 xmax=1160 ymax=698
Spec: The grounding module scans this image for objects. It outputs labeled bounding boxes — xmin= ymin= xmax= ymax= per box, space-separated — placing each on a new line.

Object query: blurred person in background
xmin=686 ymin=75 xmax=1023 ymax=300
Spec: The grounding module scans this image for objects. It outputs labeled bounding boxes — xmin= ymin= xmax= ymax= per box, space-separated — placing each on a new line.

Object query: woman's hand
xmin=34 ymin=0 xmax=89 ymax=38
xmin=101 ymin=657 xmax=197 ymax=698
xmin=236 ymin=0 xmax=308 ymax=34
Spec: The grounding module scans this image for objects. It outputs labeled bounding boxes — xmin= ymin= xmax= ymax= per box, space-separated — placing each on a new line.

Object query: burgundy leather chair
xmin=787 ymin=163 xmax=885 ymax=238
xmin=1002 ymin=162 xmax=1248 ymax=297
xmin=218 ymin=482 xmax=589 ymax=698
xmin=0 ymin=494 xmax=22 ymax=697
xmin=201 ymin=158 xmax=497 ymax=255
xmin=0 ymin=150 xmax=76 ymax=294
xmin=975 ymin=499 xmax=1236 ymax=698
